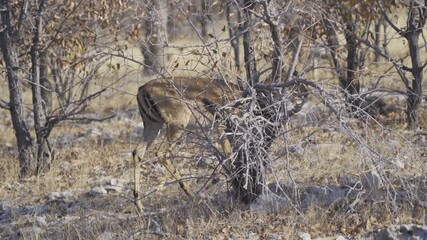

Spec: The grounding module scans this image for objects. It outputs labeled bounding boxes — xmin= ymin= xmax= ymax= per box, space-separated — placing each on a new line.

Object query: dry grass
xmin=1 ymin=102 xmax=426 ymax=239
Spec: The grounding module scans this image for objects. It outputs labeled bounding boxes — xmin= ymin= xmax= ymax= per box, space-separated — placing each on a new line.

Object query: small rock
xmin=4 ymin=184 xmax=15 ymax=191
xmin=87 ymin=127 xmax=102 ymax=138
xmin=375 ymin=224 xmax=427 ymax=240
xmin=360 ymin=170 xmax=382 ymax=189
xmin=109 ymin=178 xmax=118 ymax=186
xmin=339 ymin=173 xmax=360 ymax=188
xmin=120 ymin=151 xmax=133 ymax=159
xmin=98 ymin=231 xmax=115 ymax=240
xmin=104 ymin=185 xmax=122 ymax=193
xmin=47 ymin=192 xmax=62 ymax=201
xmin=303 ymin=185 xmax=347 ymax=208
xmin=0 ymin=224 xmax=13 ymax=238
xmin=35 ymin=216 xmax=47 ymax=227
xmin=61 ymin=216 xmax=80 ymax=223
xmin=95 ymin=177 xmax=117 ymax=186
xmin=248 ymin=232 xmax=260 ymax=240
xmin=46 ymin=191 xmax=74 ymax=202
xmin=250 ymin=194 xmax=290 ymax=213
xmin=299 ymin=232 xmax=311 ymax=240
xmin=335 ymin=236 xmax=349 ymax=240
xmin=0 ymin=201 xmax=10 ymax=212
xmin=90 ymin=187 xmax=107 ymax=195
xmin=88 ymin=177 xmax=124 ymax=193
xmin=59 ymin=161 xmax=71 ymax=171
xmin=27 ymin=204 xmax=49 ymax=215
xmin=312 ymin=236 xmax=348 ymax=240
xmin=269 ymin=233 xmax=284 ymax=240
xmin=54 ymin=132 xmax=75 ymax=147
xmin=392 ymin=158 xmax=405 ymax=169
xmin=17 ymin=226 xmax=43 ymax=238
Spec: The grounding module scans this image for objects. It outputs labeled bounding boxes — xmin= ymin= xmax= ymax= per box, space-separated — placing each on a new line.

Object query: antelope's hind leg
xmin=133 ymin=120 xmax=162 ymax=212
xmin=157 ymin=124 xmax=193 ymax=197
xmin=132 ymin=149 xmax=144 ymax=212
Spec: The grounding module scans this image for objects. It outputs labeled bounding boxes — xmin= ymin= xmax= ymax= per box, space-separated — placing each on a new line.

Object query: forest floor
xmin=0 ymin=85 xmax=427 ymax=239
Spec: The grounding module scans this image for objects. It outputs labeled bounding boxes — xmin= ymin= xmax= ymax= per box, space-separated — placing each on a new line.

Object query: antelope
xmin=133 ymin=76 xmax=239 ymax=211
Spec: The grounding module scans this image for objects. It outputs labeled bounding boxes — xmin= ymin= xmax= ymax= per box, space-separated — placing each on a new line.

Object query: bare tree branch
xmin=53 ymin=88 xmax=107 ymax=117
xmin=0 ymin=99 xmax=10 ymax=110
xmin=49 ymin=114 xmax=116 ymax=123
xmin=285 ymin=38 xmax=303 ymax=82
xmin=14 ymin=0 xmax=28 ymax=37
xmin=357 ymin=37 xmax=411 ymax=90
xmin=377 ymin=0 xmax=402 ymax=35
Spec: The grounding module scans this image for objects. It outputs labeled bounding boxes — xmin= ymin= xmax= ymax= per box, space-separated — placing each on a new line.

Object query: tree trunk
xmin=142 ymin=0 xmax=167 ymax=76
xmin=227 ymin=0 xmax=265 ymax=203
xmin=199 ymin=0 xmax=208 ymax=39
xmin=40 ymin=52 xmax=52 ymax=116
xmin=343 ymin=21 xmax=360 ymax=95
xmin=231 ymin=150 xmax=266 ymax=204
xmin=405 ymin=31 xmax=422 ymax=129
xmin=404 ymin=1 xmax=426 ymax=129
xmin=241 ymin=0 xmax=257 ymax=86
xmin=268 ymin=15 xmax=282 ymax=83
xmin=31 ymin=0 xmax=52 ymax=174
xmin=374 ymin=15 xmax=386 ymax=63
xmin=324 ymin=20 xmax=347 ymax=88
xmin=226 ymin=1 xmax=241 ymax=71
xmin=0 ymin=0 xmax=34 ymax=177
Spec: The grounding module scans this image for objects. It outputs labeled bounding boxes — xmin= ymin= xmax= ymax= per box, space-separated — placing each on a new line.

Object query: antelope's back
xmin=137 ymin=77 xmax=239 ymax=125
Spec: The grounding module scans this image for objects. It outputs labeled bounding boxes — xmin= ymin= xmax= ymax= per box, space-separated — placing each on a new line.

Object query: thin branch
xmin=14 ymin=0 xmax=28 ymax=37
xmin=0 ymin=0 xmax=12 ymax=35
xmin=421 ymin=60 xmax=427 ymax=70
xmin=259 ymin=1 xmax=283 ymax=82
xmin=296 ymin=79 xmax=341 ymax=117
xmin=75 ymin=86 xmax=106 ymax=106
xmin=0 ymin=99 xmax=9 ymax=110
xmin=252 ymin=78 xmax=300 ymax=91
xmin=49 ymin=114 xmax=115 ymax=123
xmin=382 ymin=45 xmax=411 ymax=90
xmin=64 ymin=88 xmax=107 ymax=116
xmin=44 ymin=86 xmax=109 ymax=136
xmin=357 ymin=37 xmax=411 ymax=90
xmin=401 ymin=65 xmax=413 ymax=72
xmin=44 ymin=113 xmax=115 ymax=137
xmin=377 ymin=0 xmax=403 ymax=35
xmin=99 ymin=51 xmax=147 ymax=68
xmin=285 ymin=38 xmax=303 ymax=82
